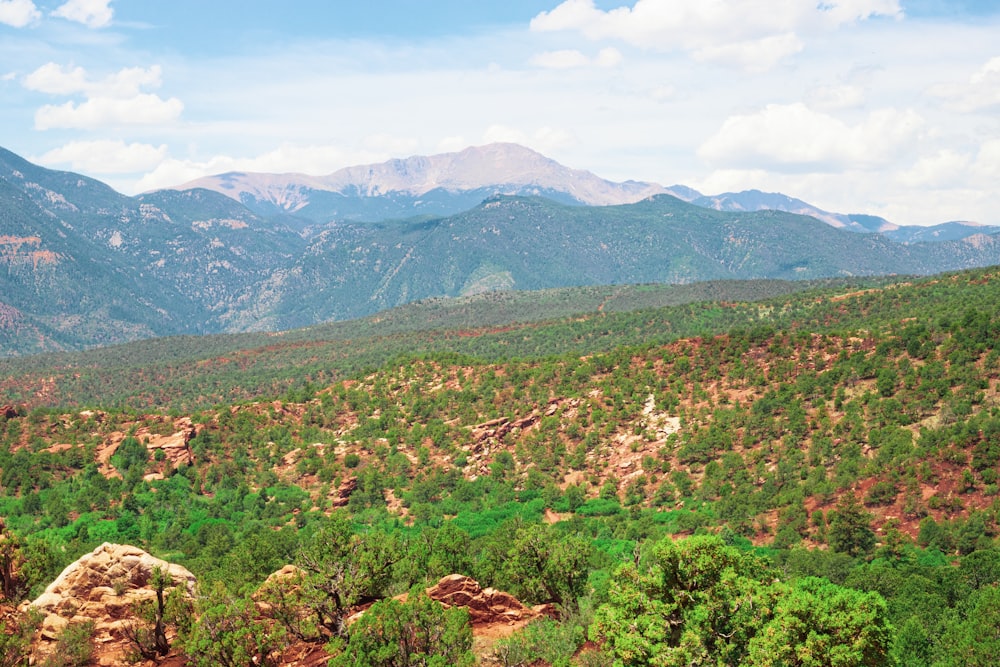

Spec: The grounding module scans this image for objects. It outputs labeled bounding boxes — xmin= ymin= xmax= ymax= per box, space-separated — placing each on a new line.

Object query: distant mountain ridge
xmin=174 ymin=143 xmax=680 ymax=224
xmin=171 ymin=143 xmax=999 ymax=243
xmin=4 ymin=144 xmax=1000 ymax=355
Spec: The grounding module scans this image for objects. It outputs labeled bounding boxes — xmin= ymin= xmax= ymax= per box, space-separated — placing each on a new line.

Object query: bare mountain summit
xmin=172 ymin=143 xmax=676 ymax=223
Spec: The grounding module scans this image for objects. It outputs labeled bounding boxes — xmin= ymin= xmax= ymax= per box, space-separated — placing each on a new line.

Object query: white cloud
xmin=649 ymin=84 xmax=676 ymax=102
xmin=698 ymin=103 xmax=923 ymax=171
xmin=25 ymin=63 xmax=163 ymax=97
xmin=971 ymin=139 xmax=1000 ymax=185
xmin=363 ymin=134 xmax=419 ymax=155
xmin=928 ymin=56 xmax=1000 ymax=112
xmin=52 ymin=0 xmax=113 ymax=28
xmin=899 ymin=149 xmax=971 ymax=188
xmin=530 ymin=0 xmax=901 ymax=71
xmin=530 ymin=47 xmax=623 ymax=69
xmin=35 ymin=93 xmax=183 ymax=129
xmin=690 ymin=32 xmax=802 ymax=73
xmin=25 ymin=63 xmax=181 ymax=129
xmin=24 ymin=63 xmax=89 ymax=94
xmin=0 ymin=0 xmax=38 ymax=27
xmin=38 ymin=140 xmax=167 ymax=173
xmin=595 ymin=47 xmax=624 ymax=67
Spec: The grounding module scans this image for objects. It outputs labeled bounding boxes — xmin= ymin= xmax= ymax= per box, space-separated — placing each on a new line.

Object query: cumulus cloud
xmin=530 ymin=0 xmax=901 ymax=71
xmin=971 ymin=139 xmax=1000 ymax=184
xmin=25 ymin=63 xmax=163 ymax=97
xmin=24 ymin=63 xmax=90 ymax=94
xmin=38 ymin=140 xmax=167 ymax=173
xmin=928 ymin=56 xmax=1000 ymax=112
xmin=0 ymin=0 xmax=39 ymax=27
xmin=35 ymin=94 xmax=183 ymax=129
xmin=25 ymin=63 xmax=182 ymax=129
xmin=698 ymin=103 xmax=923 ymax=171
xmin=898 ymin=149 xmax=971 ymax=188
xmin=52 ymin=0 xmax=112 ymax=28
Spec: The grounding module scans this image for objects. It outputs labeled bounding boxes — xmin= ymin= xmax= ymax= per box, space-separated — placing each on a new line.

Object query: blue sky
xmin=2 ymin=0 xmax=1000 ymax=226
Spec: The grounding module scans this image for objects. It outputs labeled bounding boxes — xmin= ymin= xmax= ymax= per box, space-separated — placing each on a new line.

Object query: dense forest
xmin=4 ymin=267 xmax=1000 ymax=665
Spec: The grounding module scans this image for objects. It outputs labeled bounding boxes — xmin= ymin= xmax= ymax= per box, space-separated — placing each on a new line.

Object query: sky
xmin=2 ymin=0 xmax=1000 ymax=226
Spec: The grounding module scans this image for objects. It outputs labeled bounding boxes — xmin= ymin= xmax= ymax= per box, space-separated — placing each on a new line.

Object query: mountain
xmin=246 ymin=194 xmax=1000 ymax=331
xmin=691 ymin=189 xmax=892 ymax=232
xmin=0 ymin=147 xmax=305 ymax=354
xmin=171 ymin=143 xmax=680 ymax=223
xmin=7 ymin=144 xmax=1000 ymax=355
xmin=688 ymin=189 xmax=1000 ymax=242
xmin=173 ymin=146 xmax=1000 ymax=245
xmin=881 ymin=220 xmax=1000 ymax=243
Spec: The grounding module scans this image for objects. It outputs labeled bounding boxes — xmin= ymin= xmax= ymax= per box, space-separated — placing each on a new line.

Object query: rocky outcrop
xmin=97 ymin=418 xmax=199 ymax=479
xmin=425 ymin=574 xmax=541 ymax=626
xmin=26 ymin=542 xmax=196 ymax=658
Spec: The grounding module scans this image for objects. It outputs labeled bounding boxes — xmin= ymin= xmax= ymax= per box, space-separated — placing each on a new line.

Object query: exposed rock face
xmin=425 ymin=574 xmax=539 ymax=626
xmin=139 ymin=417 xmax=199 ymax=468
xmin=27 ymin=542 xmax=196 ymax=657
xmin=97 ymin=418 xmax=199 ymax=479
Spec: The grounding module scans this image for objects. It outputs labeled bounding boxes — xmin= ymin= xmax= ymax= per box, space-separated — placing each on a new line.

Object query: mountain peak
xmin=167 ymin=143 xmax=670 ymax=220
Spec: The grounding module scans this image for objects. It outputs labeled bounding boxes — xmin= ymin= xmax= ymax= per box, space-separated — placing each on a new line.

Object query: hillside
xmin=0 ymin=276 xmax=898 ymax=410
xmin=0 ymin=148 xmax=305 ymax=354
xmin=3 ymin=267 xmax=1000 ymax=664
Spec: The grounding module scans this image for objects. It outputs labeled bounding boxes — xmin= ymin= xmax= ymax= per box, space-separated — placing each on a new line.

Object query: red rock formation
xmin=425 ymin=574 xmax=540 ymax=626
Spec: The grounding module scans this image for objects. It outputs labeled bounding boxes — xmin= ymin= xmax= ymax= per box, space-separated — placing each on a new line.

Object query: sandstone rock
xmin=27 ymin=543 xmax=196 ymax=646
xmin=331 ymin=476 xmax=357 ymax=507
xmin=425 ymin=574 xmax=539 ymax=626
xmin=97 ymin=418 xmax=199 ymax=478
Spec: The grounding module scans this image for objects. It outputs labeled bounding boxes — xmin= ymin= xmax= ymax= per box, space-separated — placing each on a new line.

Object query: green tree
xmin=181 ymin=583 xmax=285 ymax=667
xmin=40 ymin=620 xmax=95 ymax=667
xmin=932 ymin=585 xmax=1000 ymax=666
xmin=123 ymin=567 xmax=191 ymax=660
xmin=328 ymin=591 xmax=474 ymax=667
xmin=592 ymin=536 xmax=892 ymax=667
xmin=502 ymin=523 xmax=592 ymax=613
xmin=591 ymin=535 xmax=771 ymax=666
xmin=297 ymin=513 xmax=404 ymax=637
xmin=746 ymin=577 xmax=892 ymax=667
xmin=0 ymin=608 xmax=41 ymax=667
xmin=827 ymin=492 xmax=875 ymax=558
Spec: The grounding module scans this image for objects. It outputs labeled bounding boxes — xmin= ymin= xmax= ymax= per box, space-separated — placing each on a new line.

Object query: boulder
xmin=426 ymin=574 xmax=538 ymax=626
xmin=27 ymin=543 xmax=196 ymax=644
